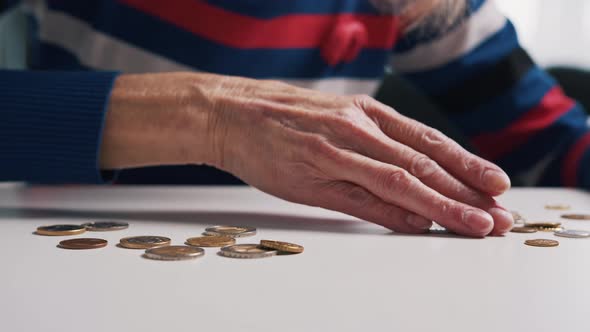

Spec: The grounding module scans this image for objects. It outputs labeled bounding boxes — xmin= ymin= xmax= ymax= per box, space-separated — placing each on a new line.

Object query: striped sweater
xmin=1 ymin=0 xmax=589 ymax=188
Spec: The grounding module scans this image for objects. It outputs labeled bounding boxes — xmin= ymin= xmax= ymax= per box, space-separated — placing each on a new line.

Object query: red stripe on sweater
xmin=562 ymin=132 xmax=590 ymax=187
xmin=119 ymin=0 xmax=400 ymax=49
xmin=471 ymin=87 xmax=575 ymax=160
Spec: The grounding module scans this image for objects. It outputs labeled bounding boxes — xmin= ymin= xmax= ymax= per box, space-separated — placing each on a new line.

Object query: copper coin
xmin=260 ymin=240 xmax=304 ymax=254
xmin=510 ymin=226 xmax=537 ymax=233
xmin=561 ymin=214 xmax=590 ymax=220
xmin=36 ymin=224 xmax=86 ymax=236
xmin=59 ymin=238 xmax=108 ymax=249
xmin=524 ymin=239 xmax=559 ymax=247
xmin=119 ymin=236 xmax=171 ymax=249
xmin=185 ymin=236 xmax=235 ymax=247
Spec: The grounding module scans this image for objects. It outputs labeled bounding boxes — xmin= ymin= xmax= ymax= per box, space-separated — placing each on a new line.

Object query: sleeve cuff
xmin=0 ymin=70 xmax=120 ymax=184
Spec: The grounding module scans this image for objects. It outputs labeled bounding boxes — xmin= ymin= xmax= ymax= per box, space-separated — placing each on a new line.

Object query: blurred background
xmin=496 ymin=0 xmax=590 ymax=69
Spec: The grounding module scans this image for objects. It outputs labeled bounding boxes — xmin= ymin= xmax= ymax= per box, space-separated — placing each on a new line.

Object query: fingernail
xmin=483 ymin=169 xmax=511 ymax=194
xmin=406 ymin=214 xmax=432 ymax=229
xmin=488 ymin=207 xmax=514 ymax=234
xmin=462 ymin=209 xmax=494 ymax=233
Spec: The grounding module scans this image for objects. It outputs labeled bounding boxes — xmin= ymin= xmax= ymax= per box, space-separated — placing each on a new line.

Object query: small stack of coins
xmin=510 ymin=204 xmax=590 ymax=248
xmin=35 ymin=221 xmax=129 ymax=249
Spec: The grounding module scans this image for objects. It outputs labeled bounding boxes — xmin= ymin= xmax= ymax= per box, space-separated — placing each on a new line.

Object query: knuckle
xmin=462 ymin=156 xmax=484 ymax=174
xmin=303 ymin=134 xmax=343 ymax=161
xmin=351 ymin=94 xmax=375 ymax=110
xmin=420 ymin=128 xmax=448 ymax=147
xmin=409 ymin=154 xmax=439 ymax=179
xmin=427 ymin=198 xmax=455 ymax=222
xmin=304 ymin=134 xmax=329 ymax=154
xmin=379 ymin=168 xmax=413 ymax=195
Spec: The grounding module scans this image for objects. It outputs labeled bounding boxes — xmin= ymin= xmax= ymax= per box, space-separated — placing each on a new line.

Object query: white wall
xmin=496 ymin=0 xmax=590 ymax=69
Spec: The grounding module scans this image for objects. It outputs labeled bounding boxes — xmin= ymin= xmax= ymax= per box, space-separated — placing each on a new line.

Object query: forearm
xmin=99 ymin=72 xmax=221 ymax=170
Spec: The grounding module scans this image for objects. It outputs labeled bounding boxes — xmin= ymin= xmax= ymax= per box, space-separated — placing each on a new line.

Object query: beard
xmin=369 ymin=0 xmax=414 ymax=14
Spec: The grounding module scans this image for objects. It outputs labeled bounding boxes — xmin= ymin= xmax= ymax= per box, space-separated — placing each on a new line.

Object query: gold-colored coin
xmin=204 ymin=225 xmax=256 ymax=238
xmin=561 ymin=214 xmax=590 ymax=220
xmin=185 ymin=236 xmax=235 ymax=247
xmin=510 ymin=226 xmax=537 ymax=233
xmin=144 ymin=245 xmax=205 ymax=261
xmin=545 ymin=204 xmax=571 ymax=210
xmin=537 ymin=227 xmax=563 ymax=232
xmin=58 ymin=238 xmax=108 ymax=249
xmin=260 ymin=240 xmax=304 ymax=254
xmin=119 ymin=236 xmax=171 ymax=249
xmin=35 ymin=224 xmax=86 ymax=236
xmin=524 ymin=239 xmax=559 ymax=247
xmin=525 ymin=222 xmax=561 ymax=228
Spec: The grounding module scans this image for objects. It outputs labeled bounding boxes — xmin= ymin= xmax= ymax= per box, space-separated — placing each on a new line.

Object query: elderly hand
xmin=102 ymin=73 xmax=513 ymax=237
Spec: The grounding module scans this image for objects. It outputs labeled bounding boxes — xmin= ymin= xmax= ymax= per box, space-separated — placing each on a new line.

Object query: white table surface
xmin=1 ymin=185 xmax=590 ymax=332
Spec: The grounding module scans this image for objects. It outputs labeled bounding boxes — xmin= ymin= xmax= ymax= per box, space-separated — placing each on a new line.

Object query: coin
xmin=119 ymin=236 xmax=171 ymax=249
xmin=545 ymin=204 xmax=571 ymax=210
xmin=561 ymin=214 xmax=590 ymax=220
xmin=524 ymin=239 xmax=559 ymax=247
xmin=204 ymin=225 xmax=256 ymax=238
xmin=525 ymin=222 xmax=562 ymax=228
xmin=510 ymin=226 xmax=537 ymax=233
xmin=58 ymin=238 xmax=108 ymax=249
xmin=260 ymin=240 xmax=304 ymax=254
xmin=185 ymin=236 xmax=235 ymax=247
xmin=554 ymin=229 xmax=590 ymax=238
xmin=219 ymin=244 xmax=277 ymax=259
xmin=144 ymin=245 xmax=205 ymax=261
xmin=36 ymin=224 xmax=86 ymax=236
xmin=537 ymin=227 xmax=563 ymax=232
xmin=82 ymin=221 xmax=129 ymax=231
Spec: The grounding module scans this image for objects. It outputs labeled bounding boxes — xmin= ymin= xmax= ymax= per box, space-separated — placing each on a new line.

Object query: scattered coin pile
xmin=511 ymin=205 xmax=590 ymax=248
xmin=34 ymin=222 xmax=304 ymax=261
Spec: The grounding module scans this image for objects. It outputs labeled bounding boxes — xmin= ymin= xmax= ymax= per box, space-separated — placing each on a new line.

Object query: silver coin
xmin=219 ymin=244 xmax=277 ymax=259
xmin=144 ymin=245 xmax=205 ymax=261
xmin=82 ymin=221 xmax=129 ymax=231
xmin=554 ymin=229 xmax=590 ymax=238
xmin=204 ymin=225 xmax=256 ymax=238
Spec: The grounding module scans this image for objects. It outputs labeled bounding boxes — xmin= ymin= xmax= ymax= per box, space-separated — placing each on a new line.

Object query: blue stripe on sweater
xmin=44 ymin=1 xmax=387 ymax=78
xmin=450 ymin=67 xmax=555 ymax=137
xmin=401 ymin=20 xmax=517 ymax=95
xmin=203 ymin=0 xmax=379 ymax=18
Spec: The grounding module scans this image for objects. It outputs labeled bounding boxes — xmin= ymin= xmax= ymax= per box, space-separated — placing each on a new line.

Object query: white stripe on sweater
xmin=391 ymin=0 xmax=507 ymax=73
xmin=31 ymin=8 xmax=380 ymax=95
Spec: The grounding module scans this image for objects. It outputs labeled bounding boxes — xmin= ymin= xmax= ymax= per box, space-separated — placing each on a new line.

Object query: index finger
xmin=362 ymin=98 xmax=511 ymax=196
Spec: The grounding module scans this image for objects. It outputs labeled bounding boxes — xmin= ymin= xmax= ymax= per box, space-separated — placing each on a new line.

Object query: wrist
xmin=99 ymin=72 xmax=219 ymax=169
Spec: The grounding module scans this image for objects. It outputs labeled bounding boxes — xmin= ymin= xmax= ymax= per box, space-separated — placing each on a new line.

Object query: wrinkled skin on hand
xmin=207 ymin=76 xmax=513 ymax=237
